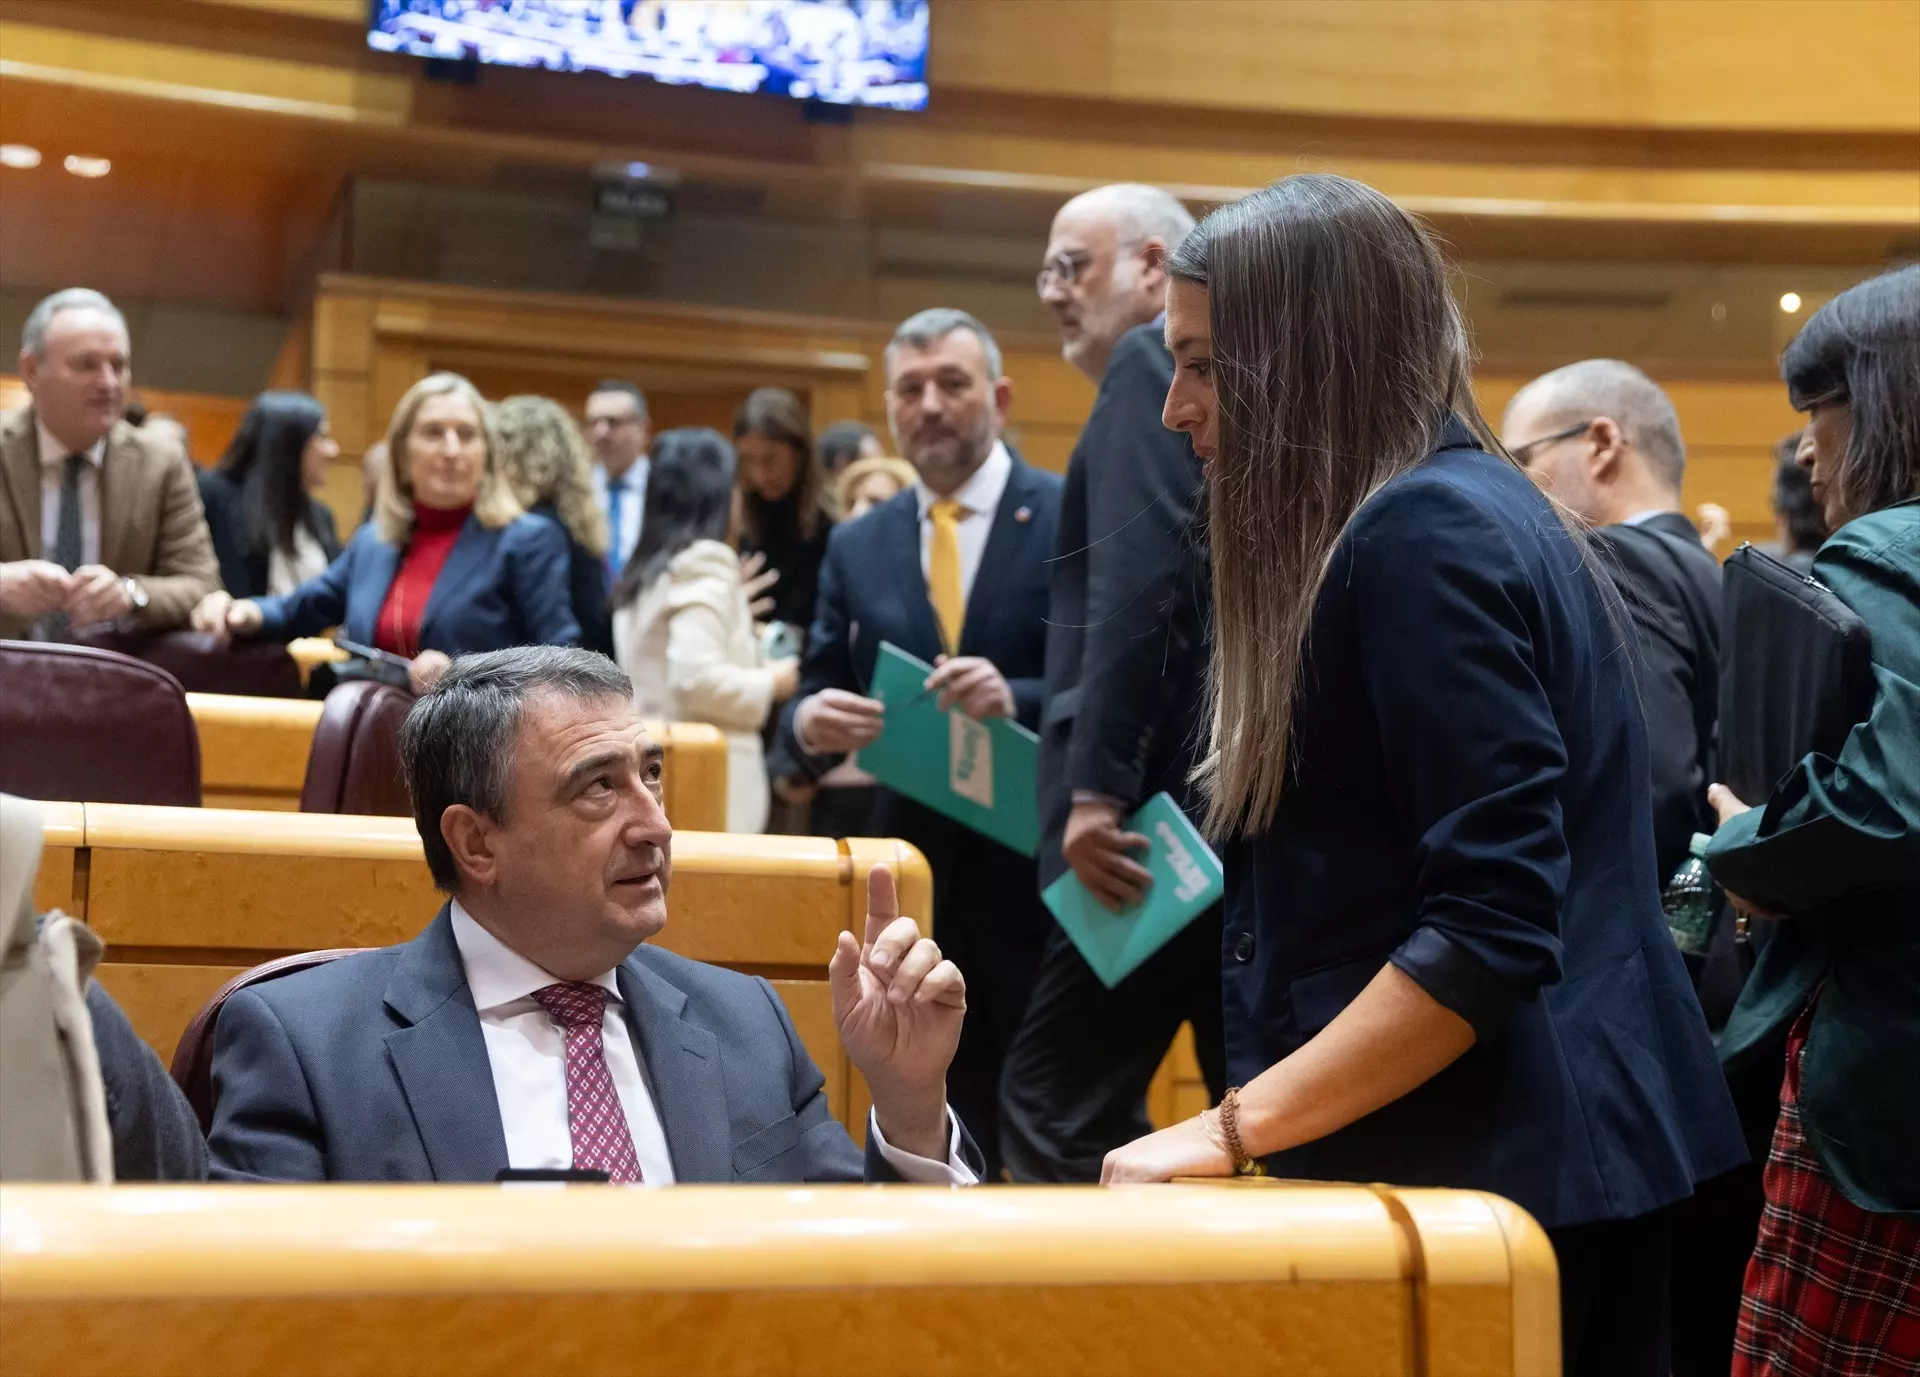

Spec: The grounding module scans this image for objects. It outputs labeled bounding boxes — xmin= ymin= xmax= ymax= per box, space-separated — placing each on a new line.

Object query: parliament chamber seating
xmin=186 ymin=691 xmax=731 ymax=828
xmin=0 ymin=1181 xmax=1560 ymax=1376
xmin=295 ymin=680 xmax=412 ymax=815
xmin=70 ymin=626 xmax=304 ymax=698
xmin=0 ymin=642 xmax=201 ymax=807
xmin=37 ymin=802 xmax=919 ymax=1138
xmin=169 ymin=948 xmax=371 ymax=1132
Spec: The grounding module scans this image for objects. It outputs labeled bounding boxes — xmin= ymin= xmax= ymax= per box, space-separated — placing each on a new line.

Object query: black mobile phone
xmin=494 ymin=1167 xmax=612 ymax=1183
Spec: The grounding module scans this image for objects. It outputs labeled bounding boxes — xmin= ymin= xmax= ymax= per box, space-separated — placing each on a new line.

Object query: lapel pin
xmin=1014 ymin=506 xmax=1032 ymax=524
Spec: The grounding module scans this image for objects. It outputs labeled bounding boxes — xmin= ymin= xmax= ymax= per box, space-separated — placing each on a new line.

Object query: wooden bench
xmin=42 ymin=803 xmax=925 ymax=1140
xmin=0 ymin=1182 xmax=1559 ymax=1376
xmin=186 ymin=692 xmax=731 ymax=831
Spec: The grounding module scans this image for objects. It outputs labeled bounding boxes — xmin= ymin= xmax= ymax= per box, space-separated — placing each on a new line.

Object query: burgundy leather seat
xmin=70 ymin=627 xmax=304 ymax=698
xmin=0 ymin=639 xmax=201 ymax=806
xmin=298 ymin=679 xmax=414 ymax=815
xmin=169 ymin=949 xmax=370 ymax=1132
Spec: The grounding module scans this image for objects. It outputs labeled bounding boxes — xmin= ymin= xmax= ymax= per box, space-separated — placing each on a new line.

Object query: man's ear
xmin=992 ymin=375 xmax=1014 ymax=425
xmin=440 ymin=804 xmax=498 ymax=890
xmin=1139 ymin=238 xmax=1170 ymax=296
xmin=18 ymin=349 xmax=38 ymax=390
xmin=1587 ymin=416 xmax=1627 ymax=482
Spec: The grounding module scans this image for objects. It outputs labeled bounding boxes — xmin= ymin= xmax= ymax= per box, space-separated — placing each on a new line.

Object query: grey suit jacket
xmin=208 ymin=906 xmax=977 ymax=1184
xmin=0 ymin=405 xmax=220 ymax=638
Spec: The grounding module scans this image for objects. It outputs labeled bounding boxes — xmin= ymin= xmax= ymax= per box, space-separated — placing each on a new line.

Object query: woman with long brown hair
xmin=1098 ymin=175 xmax=1745 ymax=1377
xmin=732 ymin=387 xmax=833 ymax=638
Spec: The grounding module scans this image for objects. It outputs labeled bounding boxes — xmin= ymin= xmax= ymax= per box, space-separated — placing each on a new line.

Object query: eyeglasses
xmin=1509 ymin=419 xmax=1593 ymax=467
xmin=1035 ymin=250 xmax=1094 ymax=295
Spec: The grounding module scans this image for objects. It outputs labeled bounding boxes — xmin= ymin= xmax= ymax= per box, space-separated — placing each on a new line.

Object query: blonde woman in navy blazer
xmin=193 ymin=373 xmax=578 ymax=692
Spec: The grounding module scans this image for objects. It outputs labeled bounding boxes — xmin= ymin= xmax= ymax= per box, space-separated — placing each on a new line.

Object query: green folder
xmin=1041 ymin=792 xmax=1224 ymax=989
xmin=858 ymin=641 xmax=1041 ymax=857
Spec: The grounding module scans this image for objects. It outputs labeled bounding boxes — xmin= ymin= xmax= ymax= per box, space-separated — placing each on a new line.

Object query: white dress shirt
xmin=37 ymin=418 xmax=105 ymax=567
xmin=592 ymin=459 xmax=648 ymax=572
xmin=450 ymin=901 xmax=974 ymax=1184
xmin=911 ymin=438 xmax=1012 ymax=610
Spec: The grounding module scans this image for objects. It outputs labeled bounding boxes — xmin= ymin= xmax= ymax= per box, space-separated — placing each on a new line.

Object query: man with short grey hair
xmin=780 ymin=307 xmax=1062 ymax=1177
xmin=1502 ymin=359 xmax=1722 ymax=887
xmin=209 ymin=646 xmax=981 ymax=1184
xmin=0 ymin=286 xmax=218 ymax=639
xmin=1001 ymin=183 xmax=1223 ymax=1182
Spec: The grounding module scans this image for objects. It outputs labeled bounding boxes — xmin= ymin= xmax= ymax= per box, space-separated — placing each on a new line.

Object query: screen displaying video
xmin=369 ymin=0 xmax=931 ymax=110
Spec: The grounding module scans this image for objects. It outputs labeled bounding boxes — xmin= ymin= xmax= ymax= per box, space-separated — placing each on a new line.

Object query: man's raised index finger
xmin=863 ymin=864 xmax=899 ymax=949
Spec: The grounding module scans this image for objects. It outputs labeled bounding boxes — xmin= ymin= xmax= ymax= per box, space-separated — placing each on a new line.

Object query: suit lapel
xmin=96 ymin=423 xmax=141 ymax=573
xmin=381 ymin=906 xmax=511 ymax=1182
xmin=617 ymin=956 xmax=732 ymax=1182
xmin=0 ymin=410 xmax=44 ymax=559
xmin=959 ymin=460 xmax=1038 ymax=657
xmin=418 ymin=515 xmax=493 ymax=646
xmin=878 ymin=492 xmax=945 ymax=662
xmin=348 ymin=537 xmax=400 ymax=645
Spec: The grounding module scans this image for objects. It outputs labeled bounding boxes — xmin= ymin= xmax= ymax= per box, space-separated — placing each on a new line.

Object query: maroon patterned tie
xmin=529 ymin=981 xmax=642 ymax=1183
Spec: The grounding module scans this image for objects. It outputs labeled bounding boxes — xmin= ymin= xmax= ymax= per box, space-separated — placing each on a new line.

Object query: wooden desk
xmin=0 ymin=1183 xmax=1559 ymax=1376
xmin=186 ymin=693 xmax=731 ymax=831
xmin=57 ymin=804 xmax=924 ymax=1139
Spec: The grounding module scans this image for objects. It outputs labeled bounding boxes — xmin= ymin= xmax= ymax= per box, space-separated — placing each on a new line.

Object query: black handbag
xmin=1718 ymin=543 xmax=1875 ymax=805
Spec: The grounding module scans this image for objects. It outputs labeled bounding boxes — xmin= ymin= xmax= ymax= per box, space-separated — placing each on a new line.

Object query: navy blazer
xmin=252 ymin=511 xmax=580 ymax=654
xmin=1225 ymin=420 xmax=1744 ymax=1230
xmin=783 ymin=454 xmax=1061 ymax=732
xmin=207 ymin=906 xmax=977 ymax=1183
xmin=776 ymin=451 xmax=1061 ymax=939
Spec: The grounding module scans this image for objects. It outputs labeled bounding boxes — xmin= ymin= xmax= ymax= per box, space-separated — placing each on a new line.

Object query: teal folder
xmin=857 ymin=641 xmax=1041 ymax=857
xmin=1041 ymin=792 xmax=1224 ymax=989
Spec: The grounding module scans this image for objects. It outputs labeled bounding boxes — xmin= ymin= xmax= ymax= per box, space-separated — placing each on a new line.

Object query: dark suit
xmin=252 ymin=511 xmax=580 ymax=654
xmin=1593 ymin=511 xmax=1733 ymax=1377
xmin=196 ymin=467 xmax=342 ymax=601
xmin=1225 ymin=423 xmax=1744 ymax=1377
xmin=779 ymin=451 xmax=1061 ymax=1177
xmin=208 ymin=906 xmax=978 ymax=1183
xmin=530 ymin=500 xmax=612 ymax=658
xmin=1595 ymin=511 xmax=1722 ymax=884
xmin=1001 ymin=325 xmax=1224 ymax=1181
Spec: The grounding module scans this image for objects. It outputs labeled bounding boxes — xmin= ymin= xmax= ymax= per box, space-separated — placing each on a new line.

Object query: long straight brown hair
xmin=1171 ymin=174 xmax=1520 ymax=840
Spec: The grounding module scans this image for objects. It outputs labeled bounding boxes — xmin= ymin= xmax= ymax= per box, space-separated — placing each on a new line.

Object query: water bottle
xmin=1662 ymin=832 xmax=1719 ymax=955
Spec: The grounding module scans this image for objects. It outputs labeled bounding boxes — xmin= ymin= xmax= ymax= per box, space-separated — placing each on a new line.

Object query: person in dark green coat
xmin=1703 ymin=264 xmax=1920 ymax=1377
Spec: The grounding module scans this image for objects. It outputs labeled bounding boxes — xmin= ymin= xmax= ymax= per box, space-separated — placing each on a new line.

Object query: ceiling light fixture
xmin=0 ymin=144 xmax=42 ymax=169
xmin=63 ymin=154 xmax=111 ymax=179
xmin=1779 ymin=292 xmax=1802 ymax=314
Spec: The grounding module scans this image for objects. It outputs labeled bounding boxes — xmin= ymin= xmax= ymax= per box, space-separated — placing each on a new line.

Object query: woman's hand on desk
xmin=1100 ymin=1113 xmax=1234 ymax=1184
xmin=189 ymin=591 xmax=262 ymax=642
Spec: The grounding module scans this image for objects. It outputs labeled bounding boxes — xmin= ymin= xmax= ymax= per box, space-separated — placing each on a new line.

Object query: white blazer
xmin=612 ymin=539 xmax=775 ymax=834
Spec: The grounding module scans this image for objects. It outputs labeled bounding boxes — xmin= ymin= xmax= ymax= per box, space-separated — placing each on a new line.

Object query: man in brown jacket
xmin=0 ymin=288 xmax=218 ymax=640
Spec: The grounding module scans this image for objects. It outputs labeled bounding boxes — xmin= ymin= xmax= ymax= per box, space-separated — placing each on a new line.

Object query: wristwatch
xmin=121 ymin=576 xmax=149 ymax=613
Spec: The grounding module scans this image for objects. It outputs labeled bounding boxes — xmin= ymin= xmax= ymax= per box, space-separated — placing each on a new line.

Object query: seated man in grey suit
xmin=209 ymin=646 xmax=979 ymax=1184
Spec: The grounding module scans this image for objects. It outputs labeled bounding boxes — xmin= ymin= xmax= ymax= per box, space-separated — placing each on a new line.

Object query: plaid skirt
xmin=1732 ymin=1009 xmax=1920 ymax=1376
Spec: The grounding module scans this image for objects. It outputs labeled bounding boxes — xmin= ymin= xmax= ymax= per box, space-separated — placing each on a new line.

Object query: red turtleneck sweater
xmin=374 ymin=503 xmax=471 ymax=656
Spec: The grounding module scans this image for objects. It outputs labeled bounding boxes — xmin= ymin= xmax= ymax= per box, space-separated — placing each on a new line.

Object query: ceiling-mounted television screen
xmin=369 ymin=0 xmax=930 ymax=110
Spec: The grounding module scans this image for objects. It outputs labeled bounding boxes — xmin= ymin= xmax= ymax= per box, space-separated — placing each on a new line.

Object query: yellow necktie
xmin=928 ymin=499 xmax=965 ymax=654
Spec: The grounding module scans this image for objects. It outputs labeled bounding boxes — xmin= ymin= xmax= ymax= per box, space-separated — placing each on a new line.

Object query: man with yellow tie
xmin=781 ymin=308 xmax=1062 ymax=1178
